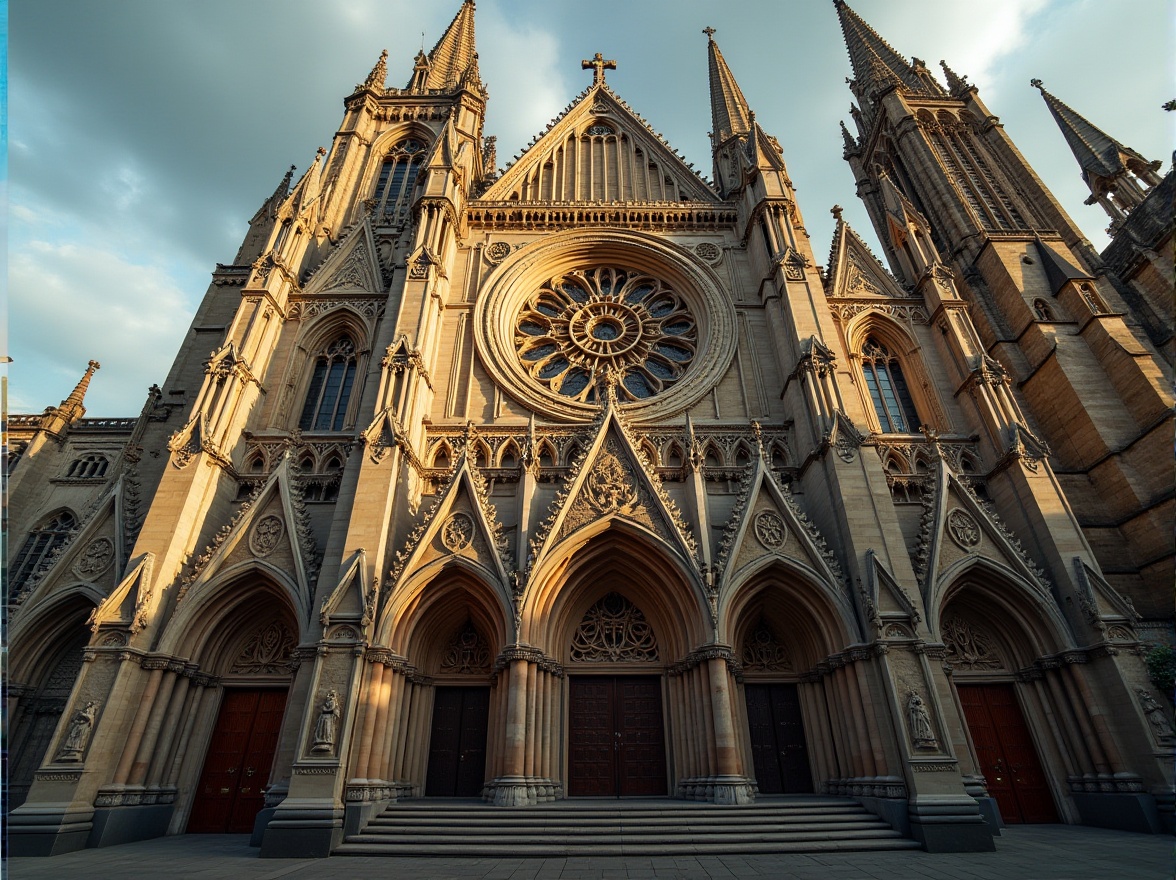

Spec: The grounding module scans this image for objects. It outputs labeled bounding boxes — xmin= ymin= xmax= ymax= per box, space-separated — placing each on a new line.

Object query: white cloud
xmin=8 ymin=237 xmax=198 ymax=416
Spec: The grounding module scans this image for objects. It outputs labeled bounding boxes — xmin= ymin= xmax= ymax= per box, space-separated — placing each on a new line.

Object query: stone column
xmin=492 ymin=657 xmax=533 ymax=806
xmin=706 ymin=656 xmax=753 ymax=804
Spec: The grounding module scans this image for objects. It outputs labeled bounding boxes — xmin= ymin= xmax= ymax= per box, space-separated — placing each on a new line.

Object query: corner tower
xmin=835 ymin=0 xmax=1173 ymax=615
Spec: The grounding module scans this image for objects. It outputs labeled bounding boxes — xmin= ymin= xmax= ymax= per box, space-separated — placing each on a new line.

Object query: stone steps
xmin=336 ymin=797 xmax=921 ymax=856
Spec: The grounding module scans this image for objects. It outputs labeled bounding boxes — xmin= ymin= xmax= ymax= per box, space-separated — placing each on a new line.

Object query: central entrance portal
xmin=568 ymin=676 xmax=667 ymax=796
xmin=745 ymin=683 xmax=813 ymax=794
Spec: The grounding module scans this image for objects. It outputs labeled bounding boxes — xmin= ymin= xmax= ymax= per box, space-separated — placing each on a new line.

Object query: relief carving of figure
xmin=1138 ymin=689 xmax=1174 ymax=742
xmin=56 ymin=701 xmax=99 ymax=762
xmin=906 ymin=691 xmax=937 ymax=750
xmin=311 ymin=690 xmax=340 ymax=754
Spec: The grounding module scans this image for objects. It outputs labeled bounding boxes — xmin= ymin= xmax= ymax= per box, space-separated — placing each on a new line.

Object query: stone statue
xmin=311 ymin=690 xmax=340 ymax=754
xmin=907 ymin=691 xmax=937 ymax=749
xmin=56 ymin=701 xmax=99 ymax=762
xmin=1138 ymin=689 xmax=1173 ymax=741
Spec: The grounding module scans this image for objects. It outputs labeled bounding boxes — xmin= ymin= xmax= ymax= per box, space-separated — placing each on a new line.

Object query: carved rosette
xmin=753 ymin=511 xmax=787 ymax=550
xmin=441 ymin=512 xmax=474 ymax=551
xmin=440 ymin=622 xmax=492 ymax=674
xmin=73 ymin=538 xmax=115 ymax=579
xmin=570 ymin=593 xmax=658 ymax=663
xmin=249 ymin=515 xmax=285 ymax=557
xmin=946 ymin=508 xmax=981 ymax=550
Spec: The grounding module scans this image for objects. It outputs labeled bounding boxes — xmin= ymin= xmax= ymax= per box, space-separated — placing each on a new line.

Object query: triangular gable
xmin=386 ymin=451 xmax=513 ymax=593
xmin=319 ymin=548 xmax=378 ymax=636
xmin=176 ymin=455 xmax=317 ymax=625
xmin=525 ymin=403 xmax=700 ymax=581
xmin=301 ymin=220 xmax=383 ymax=295
xmin=825 ymin=220 xmax=909 ymax=299
xmin=481 ymin=85 xmax=719 ymax=203
xmin=917 ymin=454 xmax=1052 ymax=605
xmin=863 ymin=549 xmax=924 ymax=634
xmin=88 ymin=552 xmax=155 ymax=634
xmin=1071 ymin=557 xmax=1142 ymax=628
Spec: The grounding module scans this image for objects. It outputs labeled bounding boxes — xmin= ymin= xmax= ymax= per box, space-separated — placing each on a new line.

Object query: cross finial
xmin=703 ymin=26 xmax=716 ymax=41
xmin=581 ymin=52 xmax=616 ymax=86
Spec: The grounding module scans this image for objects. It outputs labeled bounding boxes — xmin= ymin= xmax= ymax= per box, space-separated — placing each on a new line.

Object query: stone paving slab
xmin=6 ymin=825 xmax=1172 ymax=879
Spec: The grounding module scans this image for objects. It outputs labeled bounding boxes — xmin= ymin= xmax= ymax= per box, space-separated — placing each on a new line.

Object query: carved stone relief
xmin=584 ymin=451 xmax=638 ymax=515
xmin=694 ymin=242 xmax=722 ymax=265
xmin=946 ymin=508 xmax=981 ymax=550
xmin=73 ymin=538 xmax=115 ymax=579
xmin=441 ymin=512 xmax=475 ymax=551
xmin=231 ymin=621 xmax=296 ymax=675
xmin=249 ymin=515 xmax=285 ymax=557
xmin=941 ymin=616 xmax=1002 ymax=670
xmin=906 ymin=691 xmax=938 ymax=750
xmin=440 ymin=621 xmax=492 ymax=674
xmin=753 ymin=510 xmax=787 ymax=550
xmin=741 ymin=619 xmax=793 ymax=671
xmin=310 ymin=690 xmax=340 ymax=754
xmin=570 ymin=592 xmax=658 ymax=663
xmin=485 ymin=241 xmax=512 ymax=265
xmin=55 ymin=701 xmax=99 ymax=762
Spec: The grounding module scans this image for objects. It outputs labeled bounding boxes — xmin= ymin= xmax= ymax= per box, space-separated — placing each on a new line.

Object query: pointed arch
xmin=844 ymin=313 xmax=941 ymax=434
xmin=523 ymin=524 xmax=709 ymax=662
xmin=292 ymin=309 xmax=372 ymax=433
xmin=9 ymin=508 xmax=79 ymax=600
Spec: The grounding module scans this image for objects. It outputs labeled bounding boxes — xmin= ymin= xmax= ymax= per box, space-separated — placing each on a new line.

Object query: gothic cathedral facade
xmin=7 ymin=0 xmax=1173 ymax=858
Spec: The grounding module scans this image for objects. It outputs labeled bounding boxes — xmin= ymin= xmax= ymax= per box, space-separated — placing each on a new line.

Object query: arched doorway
xmin=939 ymin=579 xmax=1061 ymax=824
xmin=175 ymin=579 xmax=300 ymax=834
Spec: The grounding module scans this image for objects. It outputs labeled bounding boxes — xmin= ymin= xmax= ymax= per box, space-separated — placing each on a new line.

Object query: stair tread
xmin=335 ymin=839 xmax=923 ymax=856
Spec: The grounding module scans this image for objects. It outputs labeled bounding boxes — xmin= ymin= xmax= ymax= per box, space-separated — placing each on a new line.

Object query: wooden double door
xmin=189 ymin=688 xmax=288 ymax=833
xmin=956 ymin=683 xmax=1058 ymax=823
xmin=568 ymin=676 xmax=667 ymax=797
xmin=425 ymin=687 xmax=490 ymax=797
xmin=745 ymin=683 xmax=813 ymax=794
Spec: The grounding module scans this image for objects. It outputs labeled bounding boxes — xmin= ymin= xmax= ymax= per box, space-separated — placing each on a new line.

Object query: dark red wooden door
xmin=425 ymin=687 xmax=490 ymax=797
xmin=745 ymin=683 xmax=813 ymax=794
xmin=189 ymin=689 xmax=288 ymax=833
xmin=957 ymin=683 xmax=1057 ymax=823
xmin=569 ymin=677 xmax=666 ymax=797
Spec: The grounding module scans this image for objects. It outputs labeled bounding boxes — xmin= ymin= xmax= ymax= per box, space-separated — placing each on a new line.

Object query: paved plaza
xmin=7 ymin=825 xmax=1172 ymax=879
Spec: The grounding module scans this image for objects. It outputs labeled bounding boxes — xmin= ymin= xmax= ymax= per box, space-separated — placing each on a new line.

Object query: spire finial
xmin=703 ymin=26 xmax=716 ymax=41
xmin=581 ymin=52 xmax=616 ymax=86
xmin=1030 ymin=77 xmax=1045 ymax=91
xmin=940 ymin=59 xmax=969 ymax=94
xmin=58 ymin=360 xmax=100 ymax=422
xmin=831 ymin=205 xmax=844 ymax=221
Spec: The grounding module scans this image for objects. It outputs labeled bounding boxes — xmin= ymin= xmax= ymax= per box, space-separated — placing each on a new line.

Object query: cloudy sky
xmin=9 ymin=0 xmax=1171 ymax=416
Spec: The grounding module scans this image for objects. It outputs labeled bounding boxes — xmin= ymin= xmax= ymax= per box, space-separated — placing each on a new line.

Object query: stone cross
xmin=703 ymin=27 xmax=716 ymax=40
xmin=582 ymin=52 xmax=616 ymax=86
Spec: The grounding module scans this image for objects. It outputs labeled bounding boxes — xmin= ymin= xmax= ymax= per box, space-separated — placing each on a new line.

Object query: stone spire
xmin=422 ymin=0 xmax=479 ymax=91
xmin=57 ymin=360 xmax=100 ymax=425
xmin=834 ymin=0 xmax=923 ymax=99
xmin=364 ymin=49 xmax=388 ymax=90
xmin=1032 ymin=79 xmax=1158 ymax=183
xmin=705 ymin=28 xmax=751 ymax=143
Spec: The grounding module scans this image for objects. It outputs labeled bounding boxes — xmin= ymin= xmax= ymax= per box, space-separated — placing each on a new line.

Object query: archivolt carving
xmin=570 ymin=593 xmax=658 ymax=663
xmin=941 ymin=616 xmax=1002 ymax=670
xmin=742 ymin=619 xmax=793 ymax=671
xmin=440 ymin=622 xmax=492 ymax=674
xmin=231 ymin=620 xmax=296 ymax=674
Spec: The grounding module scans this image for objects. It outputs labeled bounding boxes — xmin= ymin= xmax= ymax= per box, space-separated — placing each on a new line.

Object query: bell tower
xmin=835 ymin=0 xmax=1173 ymax=610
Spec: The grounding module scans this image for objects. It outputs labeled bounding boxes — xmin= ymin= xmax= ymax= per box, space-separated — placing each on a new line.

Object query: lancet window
xmin=372 ymin=139 xmax=427 ymax=217
xmin=10 ymin=511 xmax=77 ymax=599
xmin=299 ymin=335 xmax=358 ymax=432
xmin=861 ymin=337 xmax=920 ymax=433
xmin=65 ymin=454 xmax=109 ymax=479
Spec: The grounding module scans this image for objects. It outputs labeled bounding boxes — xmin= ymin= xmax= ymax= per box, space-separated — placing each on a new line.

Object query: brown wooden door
xmin=745 ymin=683 xmax=813 ymax=794
xmin=568 ymin=676 xmax=666 ymax=797
xmin=425 ymin=687 xmax=490 ymax=797
xmin=957 ymin=683 xmax=1058 ymax=823
xmin=189 ymin=688 xmax=288 ymax=833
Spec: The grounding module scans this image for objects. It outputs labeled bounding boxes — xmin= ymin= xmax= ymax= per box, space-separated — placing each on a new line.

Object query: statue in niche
xmin=311 ymin=690 xmax=340 ymax=754
xmin=1138 ymin=689 xmax=1174 ymax=742
xmin=56 ymin=701 xmax=99 ymax=762
xmin=906 ymin=691 xmax=937 ymax=749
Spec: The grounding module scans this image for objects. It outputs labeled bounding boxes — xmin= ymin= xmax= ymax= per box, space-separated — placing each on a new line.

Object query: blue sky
xmin=8 ymin=0 xmax=1172 ymax=415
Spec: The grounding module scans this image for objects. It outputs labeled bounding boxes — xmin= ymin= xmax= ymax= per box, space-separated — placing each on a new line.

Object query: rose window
xmin=514 ymin=267 xmax=697 ymax=403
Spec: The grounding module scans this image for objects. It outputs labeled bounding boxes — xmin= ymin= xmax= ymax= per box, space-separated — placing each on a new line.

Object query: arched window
xmin=10 ymin=511 xmax=77 ymax=599
xmin=372 ymin=139 xmax=427 ymax=217
xmin=861 ymin=337 xmax=921 ymax=433
xmin=1032 ymin=299 xmax=1052 ymax=321
xmin=65 ymin=454 xmax=109 ymax=479
xmin=299 ymin=335 xmax=358 ymax=432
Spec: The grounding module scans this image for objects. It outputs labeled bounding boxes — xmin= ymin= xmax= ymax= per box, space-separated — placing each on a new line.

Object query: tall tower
xmin=835 ymin=0 xmax=1173 ymax=618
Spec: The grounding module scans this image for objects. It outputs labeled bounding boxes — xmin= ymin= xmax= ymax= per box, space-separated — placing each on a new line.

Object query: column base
xmin=677 ymin=776 xmax=755 ymax=804
xmin=908 ymin=795 xmax=996 ymax=853
xmin=1072 ymin=792 xmax=1163 ymax=834
xmin=6 ymin=805 xmax=95 ymax=857
xmin=484 ymin=776 xmax=555 ymax=806
xmin=258 ymin=800 xmax=343 ymax=858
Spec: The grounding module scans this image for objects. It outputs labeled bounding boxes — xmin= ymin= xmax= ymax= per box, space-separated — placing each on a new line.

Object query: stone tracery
xmin=570 ymin=592 xmax=659 ymax=662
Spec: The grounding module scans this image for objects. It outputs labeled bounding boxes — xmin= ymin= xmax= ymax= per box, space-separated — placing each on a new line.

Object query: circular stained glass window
xmin=514 ymin=267 xmax=697 ymax=403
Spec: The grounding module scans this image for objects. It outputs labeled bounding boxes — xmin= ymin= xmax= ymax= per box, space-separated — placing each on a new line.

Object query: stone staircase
xmin=334 ymin=796 xmax=921 ymax=856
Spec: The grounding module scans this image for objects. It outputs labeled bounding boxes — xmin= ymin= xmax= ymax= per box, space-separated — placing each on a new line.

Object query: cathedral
xmin=7 ymin=0 xmax=1173 ymax=859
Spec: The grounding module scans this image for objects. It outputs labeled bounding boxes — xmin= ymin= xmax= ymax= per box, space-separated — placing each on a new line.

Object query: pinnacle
xmin=421 ymin=0 xmax=479 ymax=91
xmin=705 ymin=30 xmax=752 ymax=143
xmin=58 ymin=360 xmax=101 ymax=421
xmin=835 ymin=0 xmax=923 ymax=99
xmin=1032 ymin=79 xmax=1147 ymax=180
